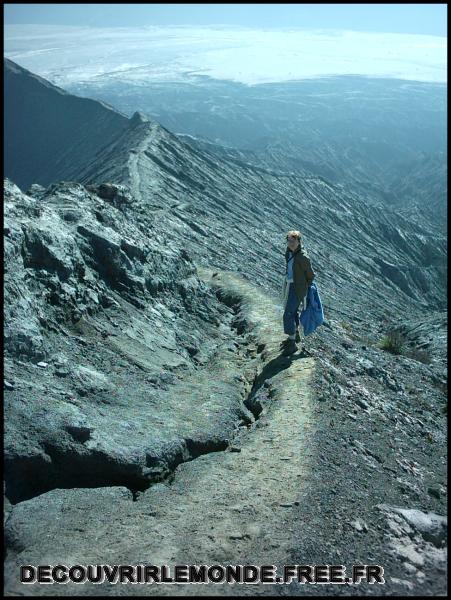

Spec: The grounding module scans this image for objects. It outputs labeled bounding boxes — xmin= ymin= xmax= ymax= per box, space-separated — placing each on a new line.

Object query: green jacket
xmin=283 ymin=244 xmax=315 ymax=303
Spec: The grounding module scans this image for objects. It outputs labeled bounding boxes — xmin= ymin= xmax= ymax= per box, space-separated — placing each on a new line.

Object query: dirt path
xmin=125 ymin=268 xmax=317 ymax=596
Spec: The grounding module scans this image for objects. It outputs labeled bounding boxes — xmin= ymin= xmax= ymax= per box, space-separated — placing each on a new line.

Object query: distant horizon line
xmin=4 ymin=57 xmax=447 ymax=88
xmin=4 ymin=22 xmax=447 ymax=38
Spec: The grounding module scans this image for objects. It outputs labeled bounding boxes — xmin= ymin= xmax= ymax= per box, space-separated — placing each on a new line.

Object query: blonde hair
xmin=286 ymin=230 xmax=302 ymax=242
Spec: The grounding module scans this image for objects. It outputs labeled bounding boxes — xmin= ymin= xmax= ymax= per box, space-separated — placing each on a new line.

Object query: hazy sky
xmin=4 ymin=3 xmax=448 ymax=36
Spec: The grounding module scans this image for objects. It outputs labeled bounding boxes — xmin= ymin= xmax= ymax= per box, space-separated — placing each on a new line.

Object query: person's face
xmin=287 ymin=235 xmax=299 ymax=251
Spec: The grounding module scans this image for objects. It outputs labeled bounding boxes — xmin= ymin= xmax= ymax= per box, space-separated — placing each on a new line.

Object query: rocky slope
xmin=383 ymin=151 xmax=447 ymax=231
xmin=74 ymin=110 xmax=448 ymax=312
xmin=4 ymin=58 xmax=129 ymax=191
xmin=3 ymin=64 xmax=447 ymax=596
xmin=3 ymin=234 xmax=447 ymax=596
xmin=65 ymin=74 xmax=447 ymax=233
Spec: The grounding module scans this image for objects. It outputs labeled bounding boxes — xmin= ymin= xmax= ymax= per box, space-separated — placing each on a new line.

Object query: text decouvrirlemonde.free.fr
xmin=20 ymin=564 xmax=385 ymax=585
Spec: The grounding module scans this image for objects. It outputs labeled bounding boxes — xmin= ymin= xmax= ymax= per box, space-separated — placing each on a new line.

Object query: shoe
xmin=282 ymin=340 xmax=297 ymax=356
xmin=280 ymin=336 xmax=295 ymax=348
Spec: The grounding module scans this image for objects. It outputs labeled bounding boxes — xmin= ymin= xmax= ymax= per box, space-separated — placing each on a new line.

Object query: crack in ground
xmin=4 ymin=277 xmax=283 ymax=508
xmin=4 ymin=268 xmax=318 ymax=597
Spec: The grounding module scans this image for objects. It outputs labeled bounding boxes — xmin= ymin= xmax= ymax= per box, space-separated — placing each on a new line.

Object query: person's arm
xmin=303 ymin=257 xmax=315 ymax=285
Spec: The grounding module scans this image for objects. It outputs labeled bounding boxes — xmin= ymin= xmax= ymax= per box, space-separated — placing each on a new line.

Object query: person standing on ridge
xmin=281 ymin=230 xmax=315 ymax=355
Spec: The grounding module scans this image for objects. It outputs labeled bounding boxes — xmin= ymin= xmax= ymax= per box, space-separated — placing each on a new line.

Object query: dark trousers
xmin=283 ymin=283 xmax=303 ymax=335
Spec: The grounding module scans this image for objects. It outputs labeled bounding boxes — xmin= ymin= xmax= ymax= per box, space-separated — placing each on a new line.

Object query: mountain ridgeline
xmin=3 ymin=59 xmax=447 ymax=312
xmin=4 ymin=58 xmax=130 ymax=191
xmin=64 ymin=73 xmax=447 ymax=233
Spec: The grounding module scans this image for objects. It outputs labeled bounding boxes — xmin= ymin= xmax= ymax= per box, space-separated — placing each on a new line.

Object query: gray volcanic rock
xmin=4 ymin=269 xmax=447 ymax=597
xmin=70 ymin=74 xmax=446 ymax=232
xmin=383 ymin=151 xmax=447 ymax=231
xmin=3 ymin=64 xmax=447 ymax=597
xmin=4 ymin=178 xmax=255 ymax=506
xmin=4 ymin=58 xmax=447 ymax=312
xmin=4 ymin=58 xmax=130 ymax=191
xmin=71 ymin=106 xmax=447 ymax=313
